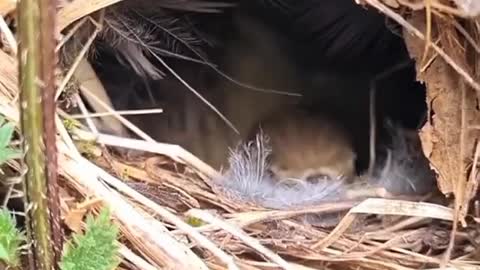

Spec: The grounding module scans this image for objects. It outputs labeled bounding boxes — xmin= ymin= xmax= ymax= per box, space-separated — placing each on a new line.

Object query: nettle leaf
xmin=0 ymin=244 xmax=9 ymax=262
xmin=60 ymin=208 xmax=120 ymax=270
xmin=0 ymin=209 xmax=24 ymax=267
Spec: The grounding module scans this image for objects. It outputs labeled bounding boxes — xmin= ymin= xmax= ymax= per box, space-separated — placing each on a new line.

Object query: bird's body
xmin=248 ymin=107 xmax=357 ymax=182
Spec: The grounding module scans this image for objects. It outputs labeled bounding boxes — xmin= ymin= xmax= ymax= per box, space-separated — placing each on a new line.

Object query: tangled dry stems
xmin=1 ymin=0 xmax=480 ymax=269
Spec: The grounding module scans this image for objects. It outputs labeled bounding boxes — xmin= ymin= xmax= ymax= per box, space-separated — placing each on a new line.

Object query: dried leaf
xmin=64 ymin=208 xmax=87 ymax=233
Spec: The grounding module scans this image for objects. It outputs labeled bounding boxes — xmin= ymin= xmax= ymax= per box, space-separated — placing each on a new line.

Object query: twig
xmin=466 ymin=141 xmax=480 ymax=207
xmin=56 ymin=114 xmax=81 ymax=156
xmin=151 ymin=52 xmax=239 ymax=133
xmin=60 ymin=152 xmax=209 ymax=269
xmin=70 ymin=108 xmax=163 ymax=118
xmin=172 ymin=201 xmax=358 ymax=236
xmin=311 ymin=213 xmax=357 ymax=250
xmin=358 ymin=6 xmax=478 ymax=265
xmin=458 ymin=78 xmax=469 ymax=219
xmin=119 ymin=245 xmax=158 ymax=270
xmin=397 ymin=0 xmax=472 ymax=17
xmin=367 ymin=60 xmax=413 ymax=177
xmin=364 ymin=0 xmax=480 ymax=92
xmin=78 ymin=86 xmax=156 ymax=142
xmin=74 ymin=93 xmax=98 ymax=134
xmin=99 ymin=168 xmax=240 ymax=270
xmin=367 ymin=77 xmax=377 ymax=178
xmin=364 ymin=216 xmax=428 ymax=236
xmin=73 ymin=129 xmax=220 ymax=179
xmin=55 ymin=19 xmax=100 ymax=100
xmin=445 ymin=14 xmax=480 ymax=54
xmin=312 ymin=198 xmax=454 ymax=251
xmin=420 ymin=0 xmax=432 ymax=66
xmin=349 ymin=198 xmax=454 ymax=221
xmin=187 ymin=209 xmax=294 ymax=270
xmin=0 ymin=15 xmax=17 ymax=55
xmin=55 ymin=17 xmax=88 ymax=52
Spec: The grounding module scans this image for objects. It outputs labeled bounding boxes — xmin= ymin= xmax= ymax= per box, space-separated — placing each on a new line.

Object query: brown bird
xmin=247 ymin=106 xmax=357 ymax=183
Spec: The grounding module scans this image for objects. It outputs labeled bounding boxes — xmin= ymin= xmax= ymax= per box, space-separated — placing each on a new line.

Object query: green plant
xmin=186 ymin=216 xmax=205 ymax=227
xmin=0 ymin=116 xmax=25 ymax=269
xmin=59 ymin=208 xmax=120 ymax=270
xmin=0 ymin=116 xmax=22 ymax=166
xmin=0 ymin=209 xmax=25 ymax=268
xmin=62 ymin=118 xmax=81 ymax=133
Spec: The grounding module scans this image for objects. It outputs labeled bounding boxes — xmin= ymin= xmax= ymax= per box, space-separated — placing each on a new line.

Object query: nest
xmin=1 ymin=0 xmax=480 ymax=269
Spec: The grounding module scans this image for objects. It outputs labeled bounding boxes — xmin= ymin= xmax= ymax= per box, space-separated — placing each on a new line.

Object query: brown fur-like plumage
xmin=248 ymin=107 xmax=357 ymax=182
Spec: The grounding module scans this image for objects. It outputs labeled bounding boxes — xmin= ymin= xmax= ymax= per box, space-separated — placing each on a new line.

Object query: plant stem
xmin=39 ymin=0 xmax=62 ymax=265
xmin=17 ymin=0 xmax=55 ymax=268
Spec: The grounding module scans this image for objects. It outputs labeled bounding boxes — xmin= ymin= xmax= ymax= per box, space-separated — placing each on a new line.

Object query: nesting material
xmin=1 ymin=0 xmax=480 ymax=270
xmin=213 ymin=131 xmax=363 ymax=209
xmin=452 ymin=0 xmax=480 ymax=17
xmin=368 ymin=122 xmax=437 ymax=196
xmin=214 ymin=122 xmax=436 ymax=211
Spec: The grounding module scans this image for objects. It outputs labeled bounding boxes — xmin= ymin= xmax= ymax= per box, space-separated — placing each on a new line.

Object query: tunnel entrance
xmin=86 ymin=0 xmax=428 ymax=176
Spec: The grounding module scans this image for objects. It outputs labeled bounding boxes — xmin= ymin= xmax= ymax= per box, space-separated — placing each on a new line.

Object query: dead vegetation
xmin=1 ymin=0 xmax=480 ymax=269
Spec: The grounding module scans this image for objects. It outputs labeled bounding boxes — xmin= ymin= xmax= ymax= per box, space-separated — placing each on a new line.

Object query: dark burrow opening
xmin=86 ymin=0 xmax=429 ymax=178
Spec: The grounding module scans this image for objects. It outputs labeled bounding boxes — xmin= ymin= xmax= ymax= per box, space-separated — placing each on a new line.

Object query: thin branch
xmin=187 ymin=209 xmax=294 ymax=270
xmin=101 ymin=171 xmax=240 ymax=270
xmin=73 ymin=129 xmax=219 ymax=179
xmin=0 ymin=15 xmax=17 ymax=55
xmin=55 ymin=18 xmax=100 ymax=100
xmin=78 ymin=86 xmax=156 ymax=142
xmin=364 ymin=0 xmax=480 ymax=92
xmin=70 ymin=108 xmax=163 ymax=119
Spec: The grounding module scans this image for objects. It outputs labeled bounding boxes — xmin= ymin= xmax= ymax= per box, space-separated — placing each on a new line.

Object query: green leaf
xmin=0 ymin=244 xmax=9 ymax=261
xmin=60 ymin=208 xmax=120 ymax=270
xmin=0 ymin=209 xmax=25 ymax=267
xmin=0 ymin=148 xmax=22 ymax=166
xmin=0 ymin=117 xmax=22 ymax=167
xmin=0 ymin=122 xmax=15 ymax=149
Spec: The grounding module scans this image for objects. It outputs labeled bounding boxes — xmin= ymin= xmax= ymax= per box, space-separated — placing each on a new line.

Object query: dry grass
xmin=1 ymin=0 xmax=480 ymax=269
